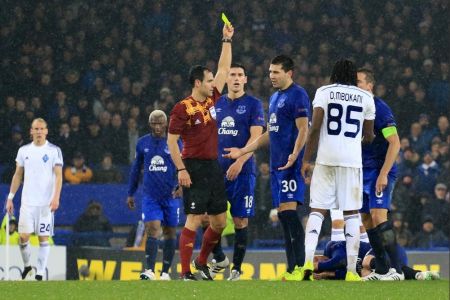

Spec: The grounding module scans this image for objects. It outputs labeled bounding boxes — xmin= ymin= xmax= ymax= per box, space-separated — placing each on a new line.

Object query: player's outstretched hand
xmin=375 ymin=174 xmax=387 ymax=195
xmin=226 ymin=160 xmax=243 ymax=181
xmin=301 ymin=161 xmax=311 ymax=179
xmin=127 ymin=196 xmax=135 ymax=210
xmin=223 ymin=147 xmax=244 ymax=159
xmin=178 ymin=170 xmax=192 ymax=188
xmin=49 ymin=197 xmax=60 ymax=212
xmin=223 ymin=23 xmax=234 ymax=39
xmin=5 ymin=199 xmax=14 ymax=214
xmin=278 ymin=153 xmax=298 ymax=170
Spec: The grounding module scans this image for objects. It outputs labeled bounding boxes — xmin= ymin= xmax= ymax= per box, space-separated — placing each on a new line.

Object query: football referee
xmin=167 ymin=23 xmax=234 ymax=281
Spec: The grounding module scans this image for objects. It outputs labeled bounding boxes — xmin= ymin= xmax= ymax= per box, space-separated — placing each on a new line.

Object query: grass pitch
xmin=1 ymin=280 xmax=448 ymax=300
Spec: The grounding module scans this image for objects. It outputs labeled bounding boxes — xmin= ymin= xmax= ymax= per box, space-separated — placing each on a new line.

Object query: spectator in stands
xmin=55 ymin=122 xmax=77 ymax=161
xmin=93 ymin=152 xmax=122 ymax=183
xmin=392 ymin=213 xmax=412 ymax=247
xmin=127 ymin=118 xmax=139 ymax=163
xmin=428 ymin=62 xmax=449 ymax=113
xmin=1 ymin=126 xmax=25 ymax=183
xmin=418 ymin=114 xmax=435 ymax=145
xmin=30 ymin=97 xmax=45 ymax=119
xmin=392 ymin=173 xmax=418 ymax=225
xmin=74 ymin=97 xmax=94 ymax=125
xmin=250 ymin=162 xmax=272 ymax=240
xmin=412 ymin=216 xmax=448 ymax=249
xmin=69 ymin=114 xmax=85 ymax=142
xmin=415 ymin=151 xmax=440 ymax=195
xmin=434 ymin=116 xmax=449 ymax=142
xmin=48 ymin=91 xmax=69 ymax=121
xmin=422 ymin=183 xmax=448 ymax=232
xmin=64 ymin=152 xmax=93 ymax=184
xmin=73 ymin=201 xmax=113 ymax=247
xmin=105 ymin=113 xmax=128 ymax=164
xmin=409 ymin=122 xmax=429 ymax=155
xmin=83 ymin=121 xmax=105 ymax=165
xmin=397 ymin=147 xmax=420 ymax=177
xmin=11 ymin=99 xmax=28 ymax=132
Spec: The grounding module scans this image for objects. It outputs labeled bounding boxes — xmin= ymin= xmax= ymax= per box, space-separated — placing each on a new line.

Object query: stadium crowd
xmin=0 ymin=0 xmax=448 ymax=248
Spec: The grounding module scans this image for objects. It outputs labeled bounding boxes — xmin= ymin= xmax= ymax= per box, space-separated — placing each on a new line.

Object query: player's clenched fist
xmin=223 ymin=24 xmax=234 ymax=39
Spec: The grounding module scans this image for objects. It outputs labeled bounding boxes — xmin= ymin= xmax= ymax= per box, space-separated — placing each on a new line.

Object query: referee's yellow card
xmin=221 ymin=13 xmax=231 ymax=26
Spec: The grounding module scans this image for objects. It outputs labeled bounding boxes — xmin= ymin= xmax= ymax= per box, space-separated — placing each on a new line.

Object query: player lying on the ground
xmin=313 ymin=240 xmax=440 ymax=281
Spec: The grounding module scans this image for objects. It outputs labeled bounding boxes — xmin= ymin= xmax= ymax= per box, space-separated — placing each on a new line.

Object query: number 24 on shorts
xmin=39 ymin=223 xmax=50 ymax=233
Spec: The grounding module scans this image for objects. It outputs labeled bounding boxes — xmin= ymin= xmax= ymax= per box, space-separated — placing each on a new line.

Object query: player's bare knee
xmin=370 ymin=209 xmax=388 ymax=226
xmin=311 ymin=208 xmax=327 ymax=217
xmin=20 ymin=234 xmax=30 ymax=243
xmin=185 ymin=214 xmax=203 ymax=230
xmin=278 ymin=201 xmax=297 ymax=212
xmin=209 ymin=213 xmax=227 ymax=232
xmin=343 ymin=210 xmax=359 ymax=216
xmin=162 ymin=226 xmax=177 ymax=239
xmin=38 ymin=235 xmax=49 ymax=243
xmin=233 ymin=217 xmax=248 ymax=229
xmin=145 ymin=222 xmax=161 ymax=238
xmin=331 ymin=219 xmax=345 ymax=230
xmin=361 ymin=213 xmax=373 ymax=229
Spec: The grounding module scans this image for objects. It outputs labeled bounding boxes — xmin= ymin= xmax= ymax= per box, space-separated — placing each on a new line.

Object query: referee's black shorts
xmin=182 ymin=158 xmax=227 ymax=215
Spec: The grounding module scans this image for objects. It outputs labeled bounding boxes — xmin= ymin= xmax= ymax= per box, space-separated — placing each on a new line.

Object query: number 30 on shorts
xmin=39 ymin=223 xmax=50 ymax=233
xmin=281 ymin=180 xmax=297 ymax=192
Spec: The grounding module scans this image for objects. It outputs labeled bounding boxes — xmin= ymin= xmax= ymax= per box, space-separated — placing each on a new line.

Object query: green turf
xmin=1 ymin=280 xmax=448 ymax=300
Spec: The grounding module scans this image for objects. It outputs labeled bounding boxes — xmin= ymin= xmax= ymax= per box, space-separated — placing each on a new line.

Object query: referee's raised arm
xmin=214 ymin=24 xmax=234 ymax=94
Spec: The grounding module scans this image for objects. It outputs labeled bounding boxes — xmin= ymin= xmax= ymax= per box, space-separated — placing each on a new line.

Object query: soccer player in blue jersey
xmin=224 ymin=55 xmax=311 ymax=280
xmin=127 ymin=110 xmax=182 ymax=281
xmin=209 ymin=63 xmax=265 ymax=280
xmin=356 ymin=69 xmax=403 ymax=281
xmin=313 ymin=240 xmax=372 ymax=280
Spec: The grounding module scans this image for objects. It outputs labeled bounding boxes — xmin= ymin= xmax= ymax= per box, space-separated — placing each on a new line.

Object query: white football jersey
xmin=313 ymin=84 xmax=375 ymax=168
xmin=16 ymin=141 xmax=64 ymax=206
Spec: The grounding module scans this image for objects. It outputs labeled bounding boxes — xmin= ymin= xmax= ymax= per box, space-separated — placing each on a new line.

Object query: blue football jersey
xmin=362 ymin=97 xmax=397 ymax=175
xmin=128 ymin=134 xmax=181 ymax=200
xmin=268 ymin=83 xmax=311 ymax=170
xmin=216 ymin=93 xmax=265 ymax=175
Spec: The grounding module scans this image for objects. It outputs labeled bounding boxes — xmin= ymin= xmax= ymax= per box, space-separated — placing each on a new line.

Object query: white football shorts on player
xmin=310 ymin=164 xmax=363 ymax=211
xmin=18 ymin=205 xmax=54 ymax=236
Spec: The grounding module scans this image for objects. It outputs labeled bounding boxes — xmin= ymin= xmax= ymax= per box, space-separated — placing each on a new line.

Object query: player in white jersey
xmin=300 ymin=59 xmax=375 ymax=281
xmin=5 ymin=118 xmax=63 ymax=281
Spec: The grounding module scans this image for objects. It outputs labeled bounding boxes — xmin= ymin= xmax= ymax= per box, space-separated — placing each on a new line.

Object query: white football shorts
xmin=310 ymin=164 xmax=362 ymax=211
xmin=18 ymin=205 xmax=54 ymax=236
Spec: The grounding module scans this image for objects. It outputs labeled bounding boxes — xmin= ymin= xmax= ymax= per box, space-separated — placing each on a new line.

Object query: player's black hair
xmin=270 ymin=55 xmax=294 ymax=72
xmin=230 ymin=63 xmax=246 ymax=75
xmin=330 ymin=59 xmax=357 ymax=86
xmin=188 ymin=65 xmax=211 ymax=88
xmin=357 ymin=68 xmax=376 ymax=85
